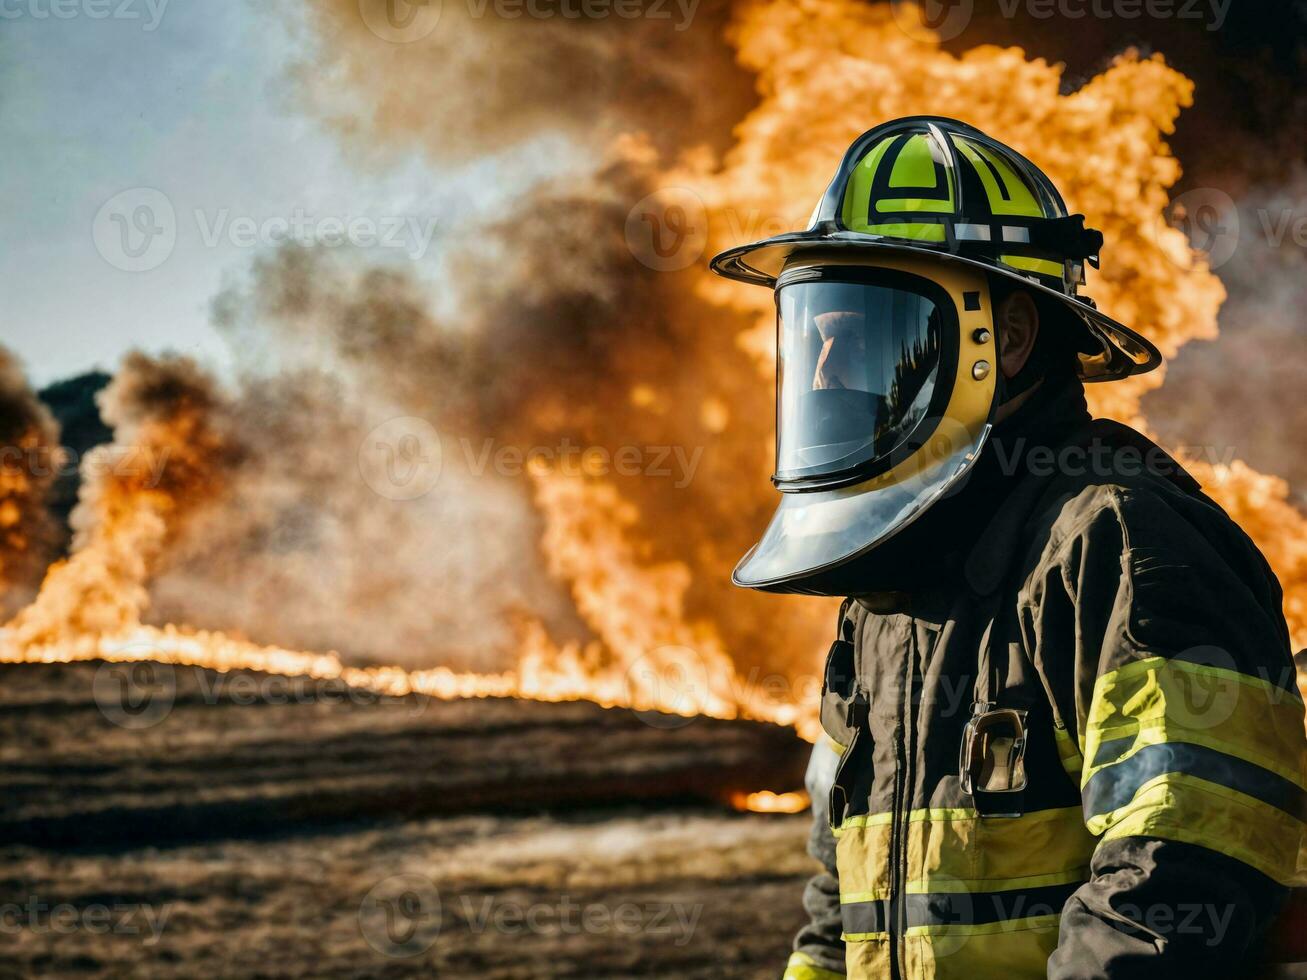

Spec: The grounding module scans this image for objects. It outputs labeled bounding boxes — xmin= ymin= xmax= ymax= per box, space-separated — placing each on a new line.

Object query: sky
xmin=0 ymin=0 xmax=481 ymax=387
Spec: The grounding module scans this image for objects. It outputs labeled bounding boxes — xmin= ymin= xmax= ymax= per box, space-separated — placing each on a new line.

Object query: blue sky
xmin=0 ymin=0 xmax=478 ymax=386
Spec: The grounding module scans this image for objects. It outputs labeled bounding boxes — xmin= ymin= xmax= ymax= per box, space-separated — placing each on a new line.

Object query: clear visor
xmin=777 ymin=277 xmax=944 ymax=481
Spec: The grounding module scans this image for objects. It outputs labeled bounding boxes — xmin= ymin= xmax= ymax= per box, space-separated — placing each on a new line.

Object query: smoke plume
xmin=0 ymin=347 xmax=63 ymax=619
xmin=5 ymin=0 xmax=1306 ymax=726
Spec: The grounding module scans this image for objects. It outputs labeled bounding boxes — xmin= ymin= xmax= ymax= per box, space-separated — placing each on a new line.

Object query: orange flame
xmin=731 ymin=790 xmax=812 ymax=814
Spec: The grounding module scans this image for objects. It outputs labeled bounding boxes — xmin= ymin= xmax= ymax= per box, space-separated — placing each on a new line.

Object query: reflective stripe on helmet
xmin=842 ymin=131 xmax=955 ymax=232
xmin=951 ymin=136 xmax=1044 ymax=217
xmin=883 ymin=133 xmax=955 ymax=213
xmin=999 ymin=254 xmax=1065 ymax=278
xmin=835 ymin=122 xmax=1081 ymax=294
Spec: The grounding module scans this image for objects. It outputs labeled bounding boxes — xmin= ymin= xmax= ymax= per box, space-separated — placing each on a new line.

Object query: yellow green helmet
xmin=711 ymin=117 xmax=1164 ymax=594
xmin=711 ymin=116 xmax=1160 ymax=382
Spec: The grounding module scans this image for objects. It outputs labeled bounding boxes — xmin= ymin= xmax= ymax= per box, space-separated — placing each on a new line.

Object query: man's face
xmin=812 ymin=311 xmax=868 ymax=391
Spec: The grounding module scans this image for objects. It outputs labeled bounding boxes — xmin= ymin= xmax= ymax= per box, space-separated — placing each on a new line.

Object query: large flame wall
xmin=2 ymin=1 xmax=1305 ymax=738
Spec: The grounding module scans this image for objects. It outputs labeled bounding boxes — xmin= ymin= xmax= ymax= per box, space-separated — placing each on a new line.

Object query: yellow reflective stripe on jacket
xmin=1083 ymin=657 xmax=1307 ymax=783
xmin=1092 ymin=771 xmax=1307 ymax=884
xmin=903 ymin=926 xmax=1060 ymax=980
xmin=782 ymin=949 xmax=844 ymax=980
xmin=1082 ymin=656 xmax=1307 ymax=885
xmin=834 ymin=807 xmax=975 ymax=834
xmin=840 ymin=887 xmax=1074 ymax=942
xmin=833 ymin=806 xmax=1093 ymax=903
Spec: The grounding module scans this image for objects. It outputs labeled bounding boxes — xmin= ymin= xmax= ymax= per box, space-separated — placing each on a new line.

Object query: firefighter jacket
xmin=782 ymin=391 xmax=1307 ymax=980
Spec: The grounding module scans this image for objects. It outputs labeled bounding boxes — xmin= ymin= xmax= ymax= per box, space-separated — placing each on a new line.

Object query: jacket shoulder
xmin=1019 ymin=436 xmax=1290 ymax=663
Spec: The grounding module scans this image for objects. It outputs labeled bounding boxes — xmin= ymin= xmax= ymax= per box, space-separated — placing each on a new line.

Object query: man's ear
xmin=995 ymin=290 xmax=1040 ymax=379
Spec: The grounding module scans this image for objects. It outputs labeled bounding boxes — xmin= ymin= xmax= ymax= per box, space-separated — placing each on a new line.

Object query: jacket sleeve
xmin=1027 ymin=486 xmax=1307 ymax=978
xmin=784 ymin=739 xmax=847 ymax=979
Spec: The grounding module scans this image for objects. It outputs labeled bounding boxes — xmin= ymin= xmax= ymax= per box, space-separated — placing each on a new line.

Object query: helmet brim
xmin=710 ymin=232 xmax=1161 ymax=383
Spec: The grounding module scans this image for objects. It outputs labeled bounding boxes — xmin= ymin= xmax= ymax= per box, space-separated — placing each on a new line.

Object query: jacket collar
xmin=962 ymin=380 xmax=1092 ymax=596
xmin=963 ymin=459 xmax=1064 ymax=596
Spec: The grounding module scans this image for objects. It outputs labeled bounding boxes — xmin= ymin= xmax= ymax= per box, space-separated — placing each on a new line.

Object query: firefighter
xmin=710 ymin=116 xmax=1307 ymax=978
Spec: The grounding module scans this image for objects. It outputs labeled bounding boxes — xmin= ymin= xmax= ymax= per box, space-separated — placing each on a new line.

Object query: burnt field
xmin=0 ymin=662 xmax=813 ymax=979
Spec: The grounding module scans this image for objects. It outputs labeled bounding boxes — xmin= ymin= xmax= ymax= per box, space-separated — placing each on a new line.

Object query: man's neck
xmin=994 ymin=378 xmax=1044 ymax=425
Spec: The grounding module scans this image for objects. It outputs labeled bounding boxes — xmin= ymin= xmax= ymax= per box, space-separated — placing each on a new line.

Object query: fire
xmin=698 ymin=0 xmax=1307 ymax=649
xmin=3 ymin=0 xmax=1306 ymax=748
xmin=0 ymin=349 xmax=63 ymax=618
xmin=731 ymin=790 xmax=812 ymax=814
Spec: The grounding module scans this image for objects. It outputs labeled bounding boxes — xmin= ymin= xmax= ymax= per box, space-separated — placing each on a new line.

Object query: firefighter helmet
xmin=709 ymin=117 xmax=1162 ymax=594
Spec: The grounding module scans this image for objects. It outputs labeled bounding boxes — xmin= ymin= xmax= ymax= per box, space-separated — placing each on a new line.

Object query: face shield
xmin=777 ymin=271 xmax=948 ymax=483
xmin=735 ymin=255 xmax=1001 ymax=594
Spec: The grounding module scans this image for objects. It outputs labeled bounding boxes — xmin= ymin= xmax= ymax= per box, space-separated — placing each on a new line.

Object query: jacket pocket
xmin=830 ymin=718 xmax=876 ymax=829
xmin=820 ymin=637 xmax=858 ymax=748
xmin=822 ymin=636 xmax=874 ymax=829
